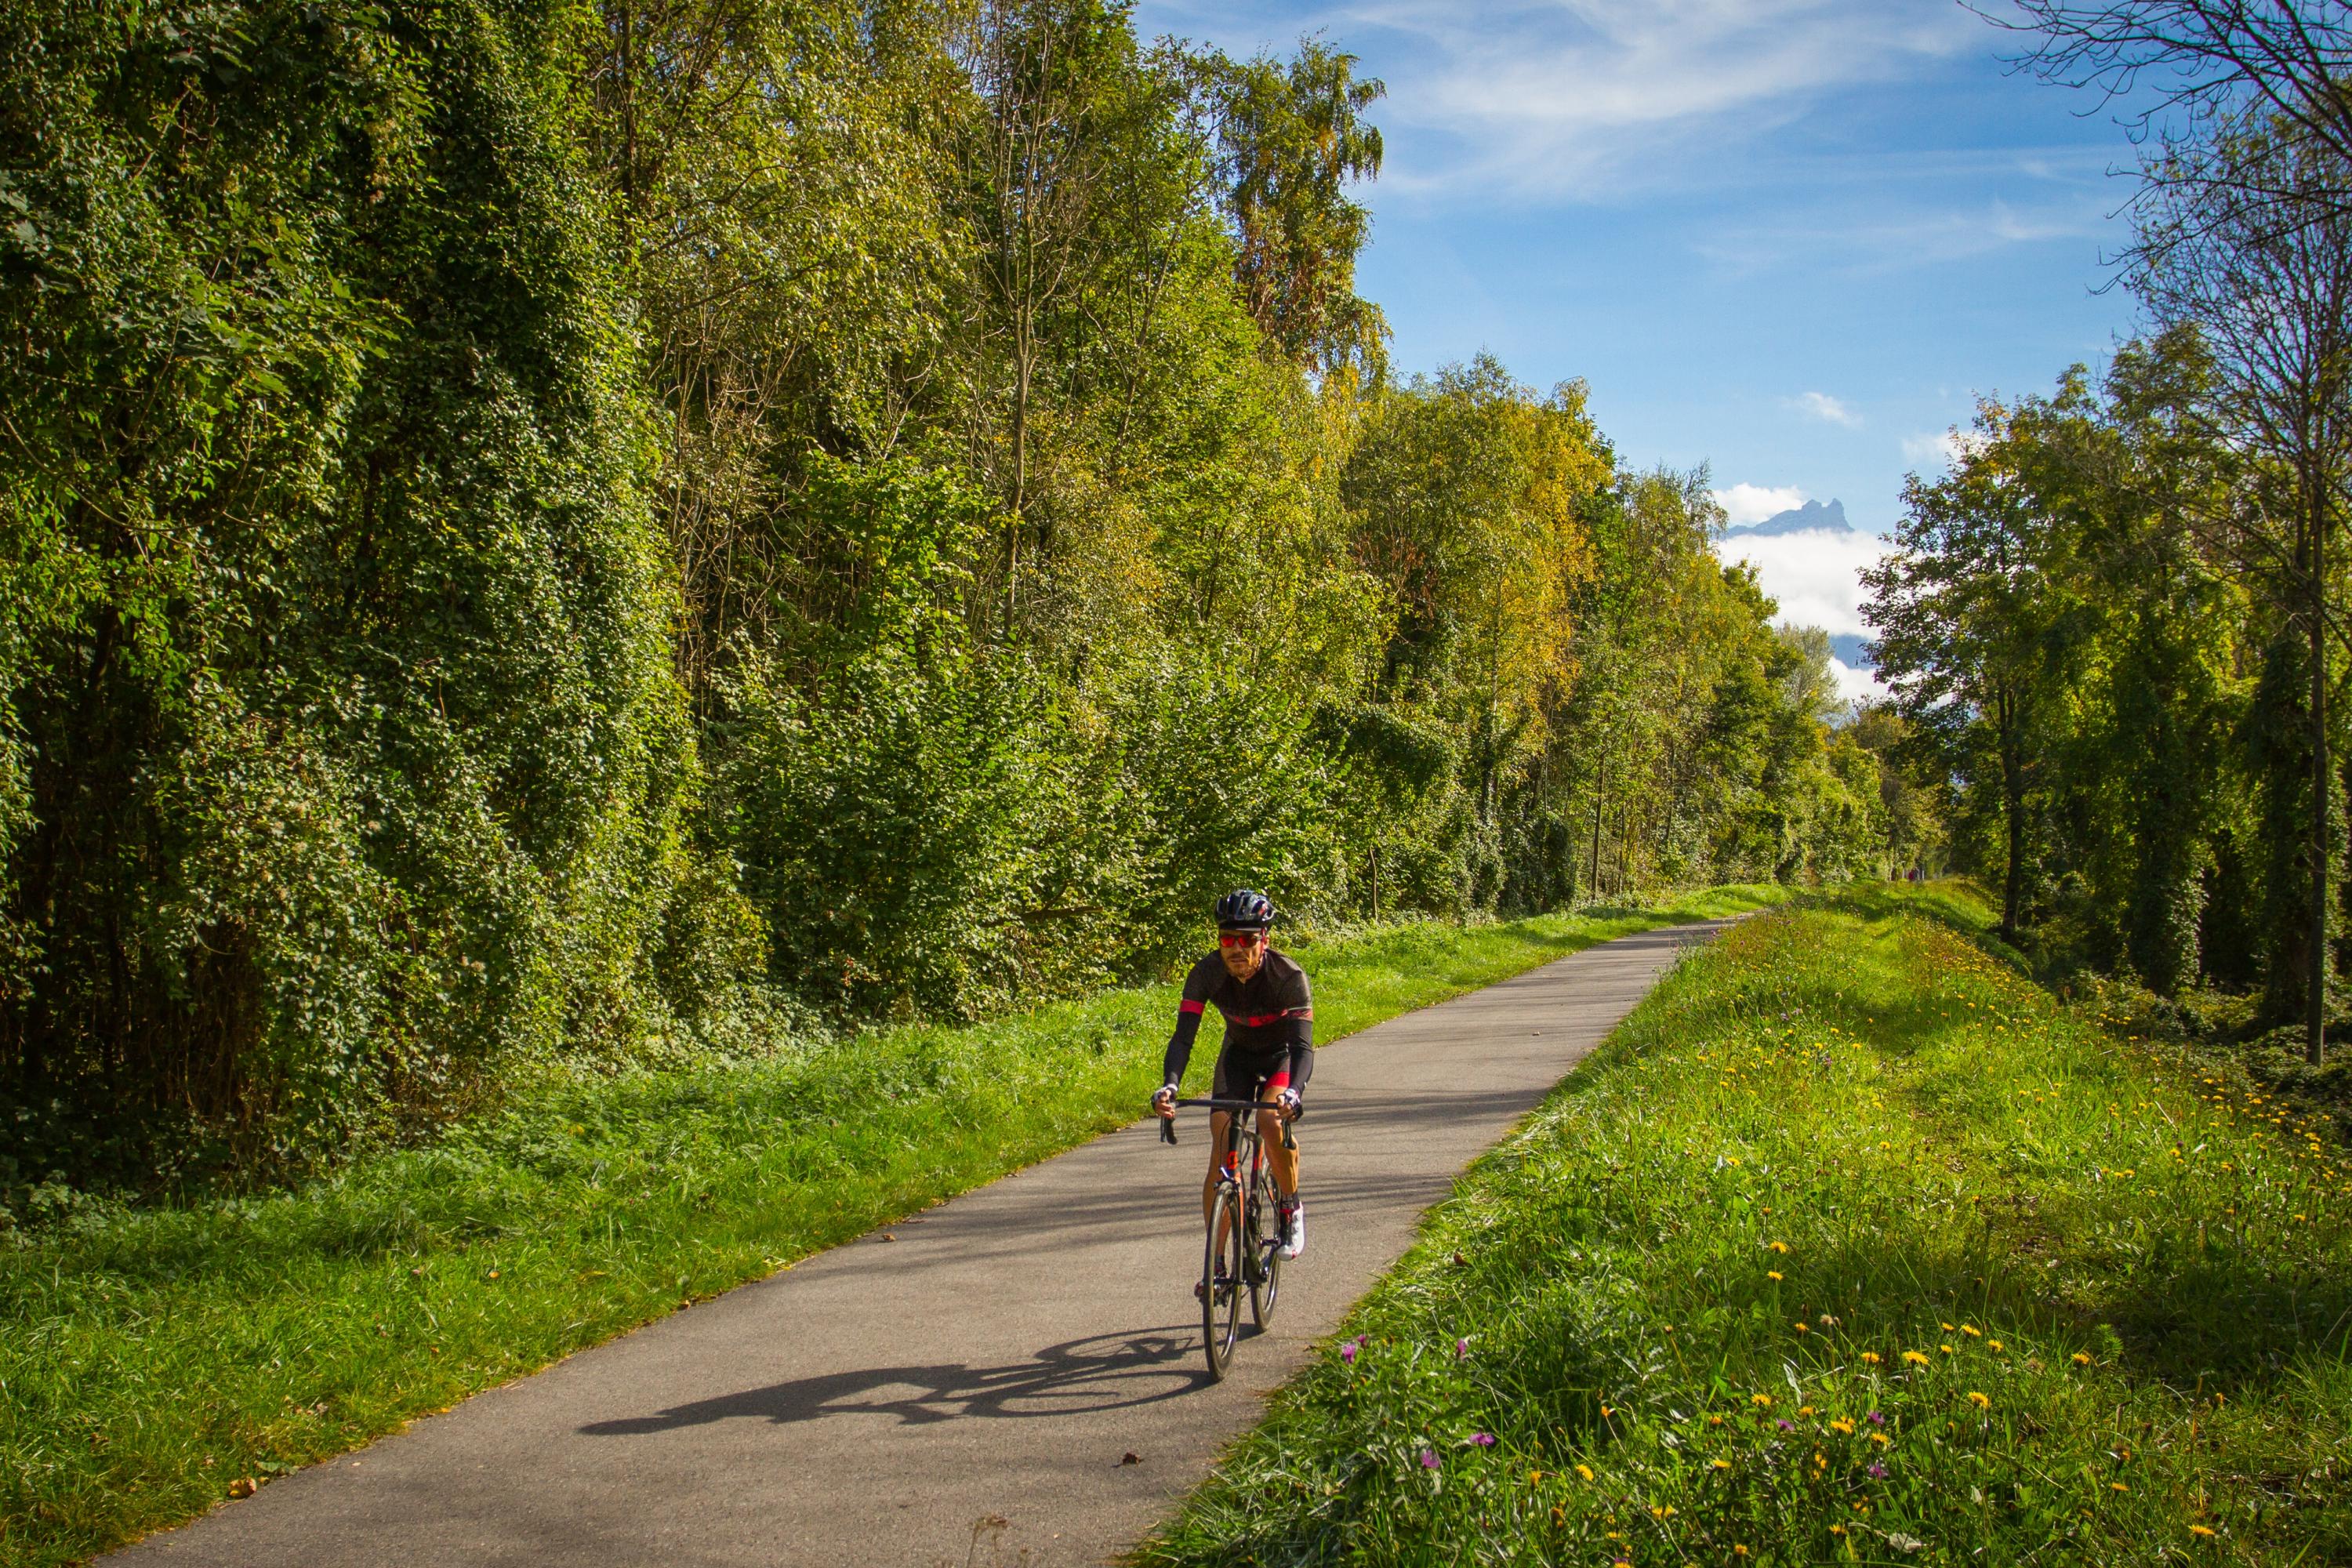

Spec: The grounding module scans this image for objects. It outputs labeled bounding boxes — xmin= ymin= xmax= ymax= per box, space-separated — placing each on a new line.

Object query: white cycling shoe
xmin=1278 ymin=1200 xmax=1306 ymax=1261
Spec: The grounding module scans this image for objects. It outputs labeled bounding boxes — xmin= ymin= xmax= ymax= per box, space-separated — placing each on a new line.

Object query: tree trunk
xmin=1998 ymin=685 xmax=2026 ymax=943
xmin=2310 ymin=513 xmax=2330 ymax=1066
xmin=1588 ymin=764 xmax=1605 ymax=902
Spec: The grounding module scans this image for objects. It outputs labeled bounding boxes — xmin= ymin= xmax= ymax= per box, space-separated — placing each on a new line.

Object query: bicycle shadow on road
xmin=575 ymin=1325 xmax=1204 ymax=1437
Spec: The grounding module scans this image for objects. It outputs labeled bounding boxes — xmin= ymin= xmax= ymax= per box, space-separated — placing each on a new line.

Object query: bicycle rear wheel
xmin=1248 ymin=1168 xmax=1283 ymax=1331
xmin=1201 ymin=1181 xmax=1246 ymax=1381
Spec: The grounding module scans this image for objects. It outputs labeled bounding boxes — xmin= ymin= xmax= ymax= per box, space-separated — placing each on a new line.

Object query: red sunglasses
xmin=1217 ymin=931 xmax=1266 ymax=949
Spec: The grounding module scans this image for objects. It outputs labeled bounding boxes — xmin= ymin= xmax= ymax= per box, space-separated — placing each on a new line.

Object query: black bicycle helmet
xmin=1214 ymin=888 xmax=1274 ymax=931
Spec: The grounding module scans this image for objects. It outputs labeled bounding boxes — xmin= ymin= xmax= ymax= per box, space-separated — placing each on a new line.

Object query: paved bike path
xmin=118 ymin=920 xmax=1734 ymax=1568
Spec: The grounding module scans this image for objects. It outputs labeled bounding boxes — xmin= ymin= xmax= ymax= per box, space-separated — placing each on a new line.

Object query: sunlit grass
xmin=1138 ymin=887 xmax=2352 ymax=1566
xmin=0 ymin=884 xmax=1783 ymax=1567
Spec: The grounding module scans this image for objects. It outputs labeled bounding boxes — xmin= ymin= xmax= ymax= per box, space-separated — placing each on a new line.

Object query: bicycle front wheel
xmin=1201 ymin=1181 xmax=1246 ymax=1381
xmin=1248 ymin=1169 xmax=1283 ymax=1331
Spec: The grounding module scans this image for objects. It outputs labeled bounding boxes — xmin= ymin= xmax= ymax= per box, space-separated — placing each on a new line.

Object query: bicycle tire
xmin=1202 ymin=1180 xmax=1246 ymax=1381
xmin=1248 ymin=1167 xmax=1283 ymax=1331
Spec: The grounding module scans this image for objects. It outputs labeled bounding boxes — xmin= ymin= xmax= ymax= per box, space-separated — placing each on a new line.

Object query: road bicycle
xmin=1159 ymin=1094 xmax=1298 ymax=1381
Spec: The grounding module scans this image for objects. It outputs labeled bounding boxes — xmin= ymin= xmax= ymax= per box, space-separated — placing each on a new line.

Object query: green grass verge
xmin=0 ymin=884 xmax=1783 ymax=1567
xmin=1136 ymin=885 xmax=2352 ymax=1567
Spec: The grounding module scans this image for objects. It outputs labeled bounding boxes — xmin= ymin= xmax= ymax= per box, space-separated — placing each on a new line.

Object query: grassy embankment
xmin=1140 ymin=887 xmax=2352 ymax=1566
xmin=0 ymin=884 xmax=1781 ymax=1567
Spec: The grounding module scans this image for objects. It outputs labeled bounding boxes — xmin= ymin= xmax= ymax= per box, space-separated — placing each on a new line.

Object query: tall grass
xmin=1138 ymin=887 xmax=2352 ymax=1566
xmin=0 ymin=885 xmax=1782 ymax=1567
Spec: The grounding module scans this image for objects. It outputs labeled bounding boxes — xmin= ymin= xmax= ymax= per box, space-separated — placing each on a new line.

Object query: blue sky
xmin=1134 ymin=0 xmax=2153 ymax=687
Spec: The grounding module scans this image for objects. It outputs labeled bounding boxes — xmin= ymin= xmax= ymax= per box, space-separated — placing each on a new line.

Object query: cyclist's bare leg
xmin=1257 ymin=1094 xmax=1299 ymax=1198
xmin=1200 ymin=1109 xmax=1232 ymax=1227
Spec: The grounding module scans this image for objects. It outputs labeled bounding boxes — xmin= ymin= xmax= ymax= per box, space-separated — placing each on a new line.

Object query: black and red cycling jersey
xmin=1160 ymin=949 xmax=1314 ymax=1094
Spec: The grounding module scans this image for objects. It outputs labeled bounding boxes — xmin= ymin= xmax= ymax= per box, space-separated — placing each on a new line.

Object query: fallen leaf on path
xmin=228 ymin=1479 xmax=257 ymax=1498
xmin=1120 ymin=1452 xmax=1141 ymax=1466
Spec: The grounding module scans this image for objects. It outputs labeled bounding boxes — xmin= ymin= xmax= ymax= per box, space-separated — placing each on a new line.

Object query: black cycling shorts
xmin=1212 ymin=1047 xmax=1289 ymax=1103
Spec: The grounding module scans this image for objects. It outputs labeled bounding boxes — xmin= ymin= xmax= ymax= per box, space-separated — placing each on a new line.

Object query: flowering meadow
xmin=1138 ymin=887 xmax=2351 ymax=1566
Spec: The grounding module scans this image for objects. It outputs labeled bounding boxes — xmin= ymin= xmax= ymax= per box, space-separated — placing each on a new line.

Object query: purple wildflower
xmin=1867 ymin=1410 xmax=1886 ymax=1425
xmin=1775 ymin=1419 xmax=1793 ymax=1432
xmin=1867 ymin=1462 xmax=1888 ymax=1479
xmin=1468 ymin=1432 xmax=1497 ymax=1447
xmin=1455 ymin=1338 xmax=1471 ymax=1360
xmin=1419 ymin=1448 xmax=1443 ymax=1472
xmin=1340 ymin=1342 xmax=1358 ymax=1365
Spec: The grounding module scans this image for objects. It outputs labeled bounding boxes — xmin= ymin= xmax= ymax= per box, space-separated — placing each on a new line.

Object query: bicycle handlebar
xmin=1156 ymin=1096 xmax=1301 ymax=1150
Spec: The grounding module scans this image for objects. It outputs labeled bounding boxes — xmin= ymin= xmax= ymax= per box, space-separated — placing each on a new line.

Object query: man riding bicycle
xmin=1150 ymin=889 xmax=1311 ymax=1261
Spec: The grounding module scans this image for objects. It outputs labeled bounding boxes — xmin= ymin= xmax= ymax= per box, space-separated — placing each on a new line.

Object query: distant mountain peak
xmin=1725 ymin=498 xmax=1852 ymax=538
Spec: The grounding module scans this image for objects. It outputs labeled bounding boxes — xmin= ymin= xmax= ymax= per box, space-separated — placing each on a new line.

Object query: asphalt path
xmin=117 ymin=918 xmax=1735 ymax=1568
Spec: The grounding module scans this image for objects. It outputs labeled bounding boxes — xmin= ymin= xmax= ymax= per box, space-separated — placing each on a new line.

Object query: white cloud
xmin=1900 ymin=428 xmax=1989 ymax=469
xmin=1720 ymin=528 xmax=1889 ymax=638
xmin=1693 ymin=181 xmax=2114 ymax=277
xmin=1335 ymin=0 xmax=1981 ymax=200
xmin=1712 ymin=482 xmax=1808 ymax=526
xmin=1789 ymin=391 xmax=1862 ymax=428
xmin=1828 ymin=657 xmax=1888 ymax=705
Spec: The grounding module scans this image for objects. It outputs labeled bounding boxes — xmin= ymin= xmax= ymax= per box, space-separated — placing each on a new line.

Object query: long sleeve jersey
xmin=1160 ymin=948 xmax=1315 ymax=1093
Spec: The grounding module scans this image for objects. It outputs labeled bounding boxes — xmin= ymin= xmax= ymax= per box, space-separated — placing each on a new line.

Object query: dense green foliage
xmin=1864 ymin=326 xmax=2350 ymax=1026
xmin=1867 ymin=22 xmax=2352 ymax=1060
xmin=1140 ymin=891 xmax=2352 ymax=1566
xmin=0 ymin=884 xmax=1783 ymax=1567
xmin=0 ymin=0 xmax=1898 ymax=1198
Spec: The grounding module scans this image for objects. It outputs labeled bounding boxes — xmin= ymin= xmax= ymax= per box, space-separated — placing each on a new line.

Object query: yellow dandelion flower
xmin=1712 ymin=1458 xmax=1732 ymax=1471
xmin=1769 ymin=1241 xmax=1790 ymax=1254
xmin=1576 ymin=1464 xmax=1594 ymax=1481
xmin=2112 ymin=1483 xmax=2130 ymax=1493
xmin=1830 ymin=1418 xmax=1854 ymax=1435
xmin=1767 ymin=1271 xmax=1784 ymax=1281
xmin=1988 ymin=1340 xmax=2005 ymax=1352
xmin=1967 ymin=1392 xmax=1990 ymax=1409
xmin=1903 ymin=1350 xmax=1930 ymax=1366
xmin=2190 ymin=1525 xmax=2216 ymax=1537
xmin=1940 ymin=1322 xmax=1955 ymax=1331
xmin=1962 ymin=1325 xmax=1982 ymax=1338
xmin=1751 ymin=1393 xmax=1774 ymax=1406
xmin=1861 ymin=1352 xmax=1882 ymax=1365
xmin=2072 ymin=1352 xmax=2092 ymax=1366
xmin=1795 ymin=1323 xmax=1810 ymax=1334
xmin=1940 ymin=1344 xmax=1955 ymax=1356
xmin=1868 ymin=1432 xmax=1889 ymax=1446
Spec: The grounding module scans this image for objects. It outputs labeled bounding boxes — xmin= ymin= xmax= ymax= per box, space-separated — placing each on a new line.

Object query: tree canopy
xmin=0 ymin=0 xmax=1904 ymax=1198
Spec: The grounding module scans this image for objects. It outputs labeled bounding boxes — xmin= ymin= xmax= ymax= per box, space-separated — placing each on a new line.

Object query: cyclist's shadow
xmin=578 ymin=1326 xmax=1202 ymax=1437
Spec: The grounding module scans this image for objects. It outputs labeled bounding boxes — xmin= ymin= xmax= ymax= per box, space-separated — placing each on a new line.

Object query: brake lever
xmin=1160 ymin=1116 xmax=1178 ymax=1145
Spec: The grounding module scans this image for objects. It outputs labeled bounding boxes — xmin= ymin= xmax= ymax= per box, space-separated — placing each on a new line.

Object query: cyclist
xmin=1150 ymin=889 xmax=1312 ymax=1262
